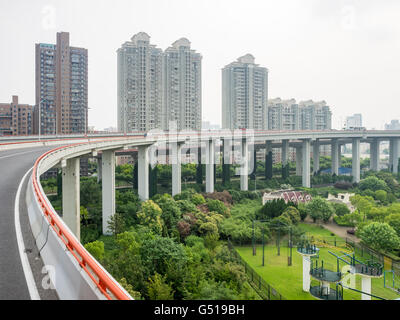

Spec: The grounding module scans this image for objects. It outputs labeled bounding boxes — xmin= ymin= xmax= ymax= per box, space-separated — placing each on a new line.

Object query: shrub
xmin=334 ymin=181 xmax=353 ymax=190
xmin=206 ymin=199 xmax=230 ymax=218
xmin=191 ymin=193 xmax=206 ymax=205
xmin=84 ymin=240 xmax=105 ymax=262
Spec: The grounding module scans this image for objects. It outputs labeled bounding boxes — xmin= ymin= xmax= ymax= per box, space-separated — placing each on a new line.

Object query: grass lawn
xmin=235 ymin=223 xmax=400 ymax=300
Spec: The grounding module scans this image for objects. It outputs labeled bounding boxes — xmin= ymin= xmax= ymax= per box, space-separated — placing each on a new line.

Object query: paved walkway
xmin=303 ymin=218 xmax=360 ymax=243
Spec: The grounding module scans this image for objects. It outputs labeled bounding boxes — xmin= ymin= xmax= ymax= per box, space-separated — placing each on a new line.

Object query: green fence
xmin=227 ymin=239 xmax=286 ymax=300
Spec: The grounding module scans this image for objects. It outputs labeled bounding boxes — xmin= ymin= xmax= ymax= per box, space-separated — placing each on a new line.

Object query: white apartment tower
xmin=164 ymin=38 xmax=202 ymax=131
xmin=117 ymin=32 xmax=163 ymax=133
xmin=222 ymin=54 xmax=268 ymax=130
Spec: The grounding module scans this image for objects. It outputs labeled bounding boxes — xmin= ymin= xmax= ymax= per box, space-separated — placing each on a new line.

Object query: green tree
xmin=331 ymin=202 xmax=350 ymax=217
xmin=146 ymin=273 xmax=174 ymax=300
xmin=282 ymin=206 xmax=300 ymax=225
xmin=154 ymin=194 xmax=182 ymax=236
xmin=84 ymin=240 xmax=105 ymax=262
xmin=137 ymin=200 xmax=164 ymax=235
xmin=385 ymin=213 xmax=400 ymax=237
xmin=358 ymin=222 xmax=400 ymax=252
xmin=358 ymin=176 xmax=388 ymax=192
xmin=306 ymin=197 xmax=334 ymax=223
xmin=375 ymin=190 xmax=387 ymax=203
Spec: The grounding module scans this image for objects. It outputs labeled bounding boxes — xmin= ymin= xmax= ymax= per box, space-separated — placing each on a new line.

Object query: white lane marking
xmin=15 ymin=167 xmax=40 ymax=300
xmin=0 ymin=150 xmax=41 ymax=160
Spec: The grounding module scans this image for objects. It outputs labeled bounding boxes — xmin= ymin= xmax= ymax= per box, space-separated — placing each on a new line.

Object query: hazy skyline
xmin=1 ymin=0 xmax=399 ymax=131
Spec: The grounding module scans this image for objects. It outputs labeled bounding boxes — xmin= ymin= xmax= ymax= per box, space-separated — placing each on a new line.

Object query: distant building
xmin=0 ymin=96 xmax=34 ymax=136
xmin=267 ymin=98 xmax=299 ymax=130
xmin=35 ymin=32 xmax=88 ymax=135
xmin=345 ymin=114 xmax=362 ymax=130
xmin=117 ymin=32 xmax=163 ymax=133
xmin=117 ymin=32 xmax=202 ymax=133
xmin=202 ymin=121 xmax=220 ymax=130
xmin=385 ymin=120 xmax=400 ymax=130
xmin=164 ymin=38 xmax=202 ymax=131
xmin=222 ymin=54 xmax=268 ymax=130
xmin=299 ymin=100 xmax=332 ymax=130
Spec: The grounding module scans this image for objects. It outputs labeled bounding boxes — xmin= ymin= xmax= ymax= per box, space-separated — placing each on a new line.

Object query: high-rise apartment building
xmin=117 ymin=33 xmax=202 ymax=133
xmin=117 ymin=32 xmax=164 ymax=133
xmin=345 ymin=113 xmax=362 ymax=129
xmin=0 ymin=96 xmax=34 ymax=136
xmin=35 ymin=32 xmax=88 ymax=135
xmin=267 ymin=98 xmax=299 ymax=130
xmin=222 ymin=54 xmax=268 ymax=130
xmin=164 ymin=38 xmax=202 ymax=131
xmin=299 ymin=100 xmax=332 ymax=130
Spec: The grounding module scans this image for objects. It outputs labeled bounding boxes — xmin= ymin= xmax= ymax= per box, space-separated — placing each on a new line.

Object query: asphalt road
xmin=0 ymin=146 xmax=59 ymax=300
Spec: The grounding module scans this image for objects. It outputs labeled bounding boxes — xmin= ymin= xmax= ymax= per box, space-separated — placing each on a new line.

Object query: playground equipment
xmin=296 ymin=239 xmax=319 ymax=293
xmin=309 ymin=257 xmax=343 ymax=300
xmin=329 ymin=250 xmax=383 ymax=300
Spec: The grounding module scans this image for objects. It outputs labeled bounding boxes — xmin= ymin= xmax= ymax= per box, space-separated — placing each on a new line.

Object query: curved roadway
xmin=0 ymin=146 xmax=59 ymax=300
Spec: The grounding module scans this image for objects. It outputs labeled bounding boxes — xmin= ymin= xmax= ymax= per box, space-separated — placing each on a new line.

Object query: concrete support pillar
xmin=171 ymin=143 xmax=182 ymax=196
xmin=338 ymin=145 xmax=342 ymax=167
xmin=370 ymin=139 xmax=380 ymax=171
xmin=331 ymin=139 xmax=339 ymax=176
xmin=282 ymin=139 xmax=289 ymax=166
xmin=97 ymin=156 xmax=102 ymax=183
xmin=296 ymin=147 xmax=302 ymax=176
xmin=313 ymin=140 xmax=320 ymax=174
xmin=102 ymin=150 xmax=115 ymax=235
xmin=321 ymin=281 xmax=331 ymax=296
xmin=138 ymin=145 xmax=150 ymax=201
xmin=62 ymin=158 xmax=80 ymax=240
xmin=302 ymin=139 xmax=311 ymax=188
xmin=302 ymin=256 xmax=311 ymax=292
xmin=240 ymin=139 xmax=249 ymax=191
xmin=352 ymin=138 xmax=361 ymax=183
xmin=361 ymin=277 xmax=371 ymax=300
xmin=265 ymin=141 xmax=273 ymax=180
xmin=205 ymin=139 xmax=215 ymax=193
xmin=390 ymin=138 xmax=400 ymax=174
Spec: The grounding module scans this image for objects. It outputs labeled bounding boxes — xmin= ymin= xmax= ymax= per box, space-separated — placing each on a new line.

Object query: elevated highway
xmin=0 ymin=129 xmax=399 ymax=300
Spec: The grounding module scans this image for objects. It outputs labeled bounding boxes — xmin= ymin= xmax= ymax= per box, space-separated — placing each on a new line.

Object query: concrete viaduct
xmin=1 ymin=129 xmax=400 ymax=300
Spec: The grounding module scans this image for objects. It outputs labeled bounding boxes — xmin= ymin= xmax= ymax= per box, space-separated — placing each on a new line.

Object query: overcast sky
xmin=0 ymin=0 xmax=399 ymax=130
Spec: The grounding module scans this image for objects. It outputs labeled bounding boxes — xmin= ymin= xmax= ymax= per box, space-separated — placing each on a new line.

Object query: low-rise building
xmin=0 ymin=96 xmax=34 ymax=136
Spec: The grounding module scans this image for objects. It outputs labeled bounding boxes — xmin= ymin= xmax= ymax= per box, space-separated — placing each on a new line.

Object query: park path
xmin=303 ymin=218 xmax=361 ymax=243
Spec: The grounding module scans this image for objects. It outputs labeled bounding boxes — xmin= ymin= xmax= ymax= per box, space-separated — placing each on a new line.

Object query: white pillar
xmin=313 ymin=140 xmax=320 ymax=174
xmin=97 ymin=156 xmax=102 ymax=183
xmin=352 ymin=138 xmax=360 ymax=183
xmin=240 ymin=138 xmax=249 ymax=191
xmin=172 ymin=143 xmax=182 ymax=196
xmin=370 ymin=139 xmax=380 ymax=171
xmin=302 ymin=256 xmax=311 ymax=292
xmin=282 ymin=139 xmax=289 ymax=166
xmin=361 ymin=277 xmax=371 ymax=300
xmin=331 ymin=139 xmax=339 ymax=176
xmin=62 ymin=158 xmax=80 ymax=241
xmin=102 ymin=150 xmax=115 ymax=235
xmin=321 ymin=281 xmax=331 ymax=296
xmin=205 ymin=139 xmax=215 ymax=193
xmin=296 ymin=147 xmax=302 ymax=176
xmin=138 ymin=145 xmax=150 ymax=201
xmin=302 ymin=139 xmax=311 ymax=188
